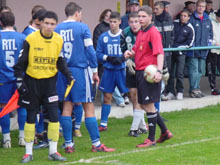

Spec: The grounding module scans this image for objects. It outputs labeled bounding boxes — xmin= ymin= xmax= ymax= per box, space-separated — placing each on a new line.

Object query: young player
xmin=120 ymin=12 xmax=148 ymax=137
xmin=0 ymin=11 xmax=26 ymax=148
xmin=55 ymin=2 xmax=115 ymax=153
xmin=96 ymin=12 xmax=129 ymax=131
xmin=14 ymin=11 xmax=73 ymax=163
xmin=124 ymin=5 xmax=173 ymax=147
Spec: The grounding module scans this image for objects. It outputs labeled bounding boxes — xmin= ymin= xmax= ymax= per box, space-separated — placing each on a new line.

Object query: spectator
xmin=120 ymin=0 xmax=140 ymax=29
xmin=176 ymin=1 xmax=196 ymax=19
xmin=205 ymin=0 xmax=214 ymax=15
xmin=166 ymin=9 xmax=195 ymax=100
xmin=153 ymin=1 xmax=174 ymax=100
xmin=206 ymin=9 xmax=220 ymax=95
xmin=186 ymin=0 xmax=213 ymax=98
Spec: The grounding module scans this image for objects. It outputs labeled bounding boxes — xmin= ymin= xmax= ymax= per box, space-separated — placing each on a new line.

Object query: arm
xmin=83 ymin=25 xmax=98 ymax=72
xmin=153 ymin=54 xmax=164 ymax=83
xmin=57 ymin=56 xmax=74 ymax=85
xmin=120 ymin=30 xmax=127 ymax=54
xmin=14 ymin=41 xmax=29 ymax=78
xmin=93 ymin=25 xmax=102 ymax=50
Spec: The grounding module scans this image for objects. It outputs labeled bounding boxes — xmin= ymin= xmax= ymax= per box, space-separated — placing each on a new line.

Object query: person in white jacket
xmin=206 ymin=9 xmax=220 ymax=95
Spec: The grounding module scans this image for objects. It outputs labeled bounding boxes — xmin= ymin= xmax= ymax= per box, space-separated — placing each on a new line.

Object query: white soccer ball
xmin=144 ymin=65 xmax=157 ymax=83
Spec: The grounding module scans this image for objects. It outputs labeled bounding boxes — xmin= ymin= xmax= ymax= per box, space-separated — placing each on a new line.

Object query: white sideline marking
xmin=65 ymin=136 xmax=220 ymax=164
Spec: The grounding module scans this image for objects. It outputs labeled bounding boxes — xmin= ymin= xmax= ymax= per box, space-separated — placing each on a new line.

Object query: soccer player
xmin=124 ymin=5 xmax=173 ymax=148
xmin=120 ymin=12 xmax=147 ymax=137
xmin=0 ymin=11 xmax=26 ymax=148
xmin=96 ymin=12 xmax=129 ymax=131
xmin=55 ymin=2 xmax=115 ymax=153
xmin=23 ymin=7 xmax=46 ymax=36
xmin=14 ymin=11 xmax=72 ymax=163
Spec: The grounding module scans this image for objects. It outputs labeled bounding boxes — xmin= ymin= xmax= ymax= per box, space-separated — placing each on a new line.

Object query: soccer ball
xmin=144 ymin=65 xmax=157 ymax=83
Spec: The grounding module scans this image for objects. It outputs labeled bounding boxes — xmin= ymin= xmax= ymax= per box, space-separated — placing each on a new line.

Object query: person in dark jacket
xmin=120 ymin=0 xmax=140 ymax=30
xmin=166 ymin=9 xmax=195 ymax=100
xmin=153 ymin=1 xmax=174 ymax=101
xmin=186 ymin=0 xmax=213 ymax=98
xmin=93 ymin=9 xmax=112 ymax=50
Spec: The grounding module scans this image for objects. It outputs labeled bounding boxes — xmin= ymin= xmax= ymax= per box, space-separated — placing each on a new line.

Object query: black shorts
xmin=126 ymin=68 xmax=136 ymax=88
xmin=136 ymin=70 xmax=161 ymax=104
xmin=19 ymin=75 xmax=58 ymax=109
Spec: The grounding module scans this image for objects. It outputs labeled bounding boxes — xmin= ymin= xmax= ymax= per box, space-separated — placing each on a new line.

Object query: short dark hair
xmin=138 ymin=5 xmax=152 ymax=16
xmin=110 ymin=12 xmax=121 ymax=20
xmin=0 ymin=6 xmax=12 ymax=14
xmin=65 ymin=2 xmax=82 ymax=17
xmin=32 ymin=9 xmax=47 ymax=21
xmin=180 ymin=9 xmax=190 ymax=16
xmin=154 ymin=1 xmax=164 ymax=9
xmin=31 ymin=5 xmax=45 ymax=16
xmin=41 ymin=11 xmax=58 ymax=22
xmin=128 ymin=12 xmax=138 ymax=20
xmin=99 ymin=9 xmax=112 ymax=22
xmin=0 ymin=11 xmax=15 ymax=27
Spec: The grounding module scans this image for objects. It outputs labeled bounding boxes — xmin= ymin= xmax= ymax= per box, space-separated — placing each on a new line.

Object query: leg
xmin=17 ymin=107 xmax=27 ymax=146
xmin=113 ymin=87 xmax=125 ymax=107
xmin=74 ymin=103 xmax=83 ymax=137
xmin=60 ymin=101 xmax=74 ymax=151
xmin=99 ymin=93 xmax=113 ymax=130
xmin=83 ymin=102 xmax=115 ymax=152
xmin=0 ymin=106 xmax=11 ymax=148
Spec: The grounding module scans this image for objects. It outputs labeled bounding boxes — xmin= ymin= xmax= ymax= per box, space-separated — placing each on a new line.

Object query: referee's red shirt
xmin=132 ymin=25 xmax=164 ymax=70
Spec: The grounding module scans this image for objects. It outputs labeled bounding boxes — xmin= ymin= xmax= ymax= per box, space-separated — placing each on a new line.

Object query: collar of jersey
xmin=0 ymin=29 xmax=15 ymax=32
xmin=28 ymin=25 xmax=38 ymax=31
xmin=108 ymin=29 xmax=122 ymax=37
xmin=63 ymin=20 xmax=76 ymax=23
xmin=142 ymin=23 xmax=153 ymax=32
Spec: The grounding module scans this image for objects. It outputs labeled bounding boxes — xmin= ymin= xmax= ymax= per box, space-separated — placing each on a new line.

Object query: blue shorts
xmin=57 ymin=67 xmax=93 ymax=103
xmin=0 ymin=82 xmax=16 ymax=103
xmin=99 ymin=68 xmax=129 ymax=93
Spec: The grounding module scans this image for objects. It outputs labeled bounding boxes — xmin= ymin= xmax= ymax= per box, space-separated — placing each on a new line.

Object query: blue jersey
xmin=96 ymin=29 xmax=125 ymax=70
xmin=55 ymin=20 xmax=97 ymax=70
xmin=0 ymin=30 xmax=26 ymax=84
xmin=22 ymin=25 xmax=37 ymax=36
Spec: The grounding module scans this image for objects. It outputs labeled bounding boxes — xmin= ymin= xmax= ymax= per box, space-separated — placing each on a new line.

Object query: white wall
xmin=6 ymin=0 xmax=126 ymax=33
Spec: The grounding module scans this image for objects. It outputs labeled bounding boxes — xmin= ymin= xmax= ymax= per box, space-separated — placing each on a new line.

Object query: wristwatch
xmin=157 ymin=70 xmax=162 ymax=74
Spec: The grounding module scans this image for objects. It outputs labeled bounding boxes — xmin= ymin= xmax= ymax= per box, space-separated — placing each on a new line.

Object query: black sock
xmin=147 ymin=112 xmax=157 ymax=141
xmin=157 ymin=112 xmax=167 ymax=134
xmin=43 ymin=121 xmax=48 ymax=142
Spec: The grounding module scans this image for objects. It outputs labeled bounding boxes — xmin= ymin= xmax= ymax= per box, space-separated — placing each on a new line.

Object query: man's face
xmin=154 ymin=5 xmax=164 ymax=16
xmin=187 ymin=4 xmax=196 ymax=13
xmin=33 ymin=18 xmax=41 ymax=29
xmin=138 ymin=11 xmax=152 ymax=29
xmin=206 ymin=3 xmax=213 ymax=12
xmin=180 ymin=12 xmax=190 ymax=24
xmin=196 ymin=2 xmax=206 ymax=15
xmin=129 ymin=4 xmax=139 ymax=12
xmin=104 ymin=11 xmax=111 ymax=23
xmin=128 ymin=17 xmax=140 ymax=33
xmin=41 ymin=18 xmax=57 ymax=36
xmin=109 ymin=18 xmax=121 ymax=32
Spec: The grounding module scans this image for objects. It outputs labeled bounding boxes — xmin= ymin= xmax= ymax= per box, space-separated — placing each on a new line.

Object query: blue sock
xmin=154 ymin=102 xmax=160 ymax=112
xmin=60 ymin=116 xmax=73 ymax=144
xmin=100 ymin=104 xmax=111 ymax=127
xmin=36 ymin=112 xmax=44 ymax=133
xmin=74 ymin=104 xmax=83 ymax=130
xmin=85 ymin=117 xmax=100 ymax=147
xmin=0 ymin=108 xmax=10 ymax=134
xmin=17 ymin=107 xmax=27 ymax=130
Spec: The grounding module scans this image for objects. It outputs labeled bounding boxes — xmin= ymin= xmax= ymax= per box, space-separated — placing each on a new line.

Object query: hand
xmin=126 ymin=59 xmax=136 ymax=75
xmin=153 ymin=71 xmax=162 ymax=83
xmin=93 ymin=72 xmax=100 ymax=85
xmin=16 ymin=77 xmax=28 ymax=96
xmin=107 ymin=56 xmax=125 ymax=65
xmin=66 ymin=75 xmax=74 ymax=86
xmin=124 ymin=50 xmax=133 ymax=59
xmin=162 ymin=67 xmax=170 ymax=84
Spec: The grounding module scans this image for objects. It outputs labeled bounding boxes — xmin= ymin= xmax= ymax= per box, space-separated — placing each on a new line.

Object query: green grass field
xmin=0 ymin=105 xmax=220 ymax=165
